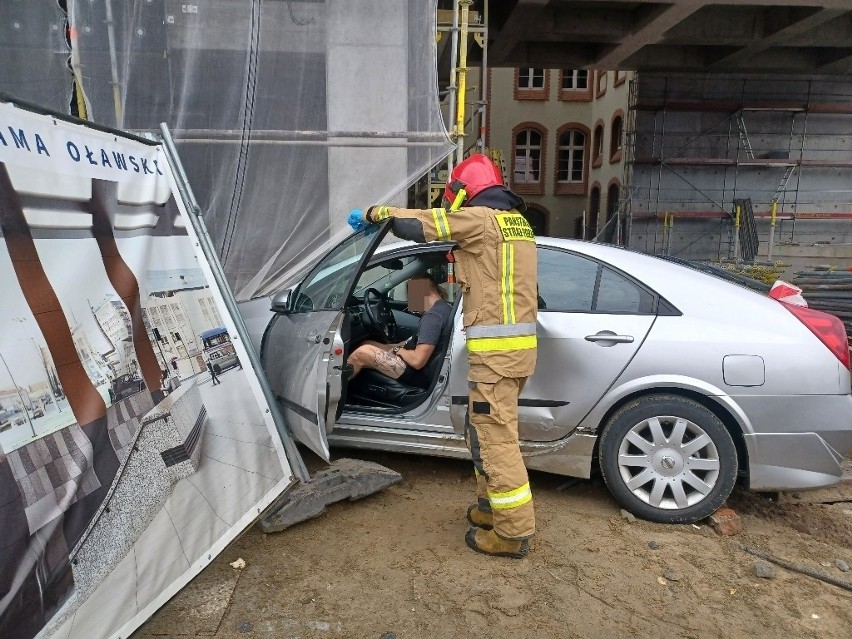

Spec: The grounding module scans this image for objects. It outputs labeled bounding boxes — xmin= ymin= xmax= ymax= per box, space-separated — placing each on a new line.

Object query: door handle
xmin=585 ymin=331 xmax=634 ymax=344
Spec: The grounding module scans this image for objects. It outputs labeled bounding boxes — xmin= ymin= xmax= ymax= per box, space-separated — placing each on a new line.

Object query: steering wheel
xmin=363 ymin=288 xmax=397 ymax=342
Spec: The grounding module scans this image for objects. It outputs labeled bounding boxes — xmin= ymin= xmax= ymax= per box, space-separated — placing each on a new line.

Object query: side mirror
xmin=270 ymin=289 xmax=292 ymax=313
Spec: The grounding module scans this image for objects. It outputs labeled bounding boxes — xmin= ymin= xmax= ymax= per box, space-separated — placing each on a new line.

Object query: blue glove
xmin=347 ymin=209 xmax=369 ymax=233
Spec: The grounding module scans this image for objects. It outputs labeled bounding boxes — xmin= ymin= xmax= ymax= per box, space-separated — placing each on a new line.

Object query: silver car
xmin=259 ymin=224 xmax=852 ymax=524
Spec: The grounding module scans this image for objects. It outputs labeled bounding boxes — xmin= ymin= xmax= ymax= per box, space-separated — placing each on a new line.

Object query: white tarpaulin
xmin=0 ymin=4 xmax=452 ymax=635
xmin=0 ymin=98 xmax=293 ymax=639
xmin=66 ymin=0 xmax=453 ymax=300
xmin=0 ymin=1 xmax=452 ymax=300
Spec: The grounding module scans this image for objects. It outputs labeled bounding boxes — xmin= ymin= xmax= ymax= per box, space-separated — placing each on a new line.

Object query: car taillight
xmin=782 ymin=301 xmax=850 ymax=369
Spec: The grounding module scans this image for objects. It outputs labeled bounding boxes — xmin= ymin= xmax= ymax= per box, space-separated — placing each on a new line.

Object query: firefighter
xmin=348 ymin=154 xmax=538 ymax=558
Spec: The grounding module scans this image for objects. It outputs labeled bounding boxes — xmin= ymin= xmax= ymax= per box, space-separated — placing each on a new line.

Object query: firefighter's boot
xmin=464 ymin=526 xmax=529 ymax=559
xmin=466 ymin=502 xmax=493 ymax=530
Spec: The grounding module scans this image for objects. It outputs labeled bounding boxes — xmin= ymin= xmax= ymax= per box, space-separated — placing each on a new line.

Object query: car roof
xmin=375 ymin=236 xmax=782 ymax=318
xmin=376 ymin=236 xmax=767 ymax=291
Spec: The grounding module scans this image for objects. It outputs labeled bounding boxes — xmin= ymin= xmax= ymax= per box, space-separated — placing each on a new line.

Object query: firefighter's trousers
xmin=464 ymin=376 xmax=534 ymax=539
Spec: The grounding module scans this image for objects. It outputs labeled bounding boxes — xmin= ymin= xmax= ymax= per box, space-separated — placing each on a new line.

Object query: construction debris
xmin=257 ymin=459 xmax=403 ymax=534
xmin=716 ymin=262 xmax=788 ymax=286
xmin=707 ymin=506 xmax=742 ymax=536
xmin=791 ymin=269 xmax=852 ymax=341
xmin=739 ymin=545 xmax=852 ymax=592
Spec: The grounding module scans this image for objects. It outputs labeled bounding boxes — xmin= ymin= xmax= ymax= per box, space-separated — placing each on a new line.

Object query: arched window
xmin=610 ymin=113 xmax=624 ymax=163
xmin=554 ymin=123 xmax=589 ymax=196
xmin=596 ymin=71 xmax=608 ymax=98
xmin=607 ymin=182 xmax=620 ymax=221
xmin=513 ymin=128 xmax=543 ymax=185
xmin=523 ymin=205 xmax=549 ymax=236
xmin=593 ymin=122 xmax=604 ymax=167
xmin=557 ymin=129 xmax=585 ymax=184
xmin=604 ymin=181 xmax=621 ymax=243
xmin=588 ymin=185 xmax=601 ymax=240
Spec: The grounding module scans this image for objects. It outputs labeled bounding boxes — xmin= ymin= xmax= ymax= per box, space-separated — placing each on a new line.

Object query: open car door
xmin=261 ymin=224 xmax=390 ymax=461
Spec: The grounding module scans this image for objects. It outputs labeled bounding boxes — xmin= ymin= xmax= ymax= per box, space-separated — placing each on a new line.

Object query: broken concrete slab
xmin=257 ymin=458 xmax=403 ymax=533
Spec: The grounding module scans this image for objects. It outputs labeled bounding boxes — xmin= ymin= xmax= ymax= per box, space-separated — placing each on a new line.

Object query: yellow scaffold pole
xmin=768 ymin=201 xmax=778 ymax=261
xmin=454 ymin=0 xmax=473 ymax=164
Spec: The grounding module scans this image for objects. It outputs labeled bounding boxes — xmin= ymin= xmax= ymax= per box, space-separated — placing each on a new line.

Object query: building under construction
xmin=443 ymin=1 xmax=852 ymax=272
xmin=625 ymin=73 xmax=852 ymax=269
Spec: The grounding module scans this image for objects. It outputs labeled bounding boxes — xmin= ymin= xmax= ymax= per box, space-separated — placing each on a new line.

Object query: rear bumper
xmin=739 ymin=394 xmax=852 ymax=491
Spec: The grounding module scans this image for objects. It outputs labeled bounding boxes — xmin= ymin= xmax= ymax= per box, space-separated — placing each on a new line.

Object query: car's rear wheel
xmin=599 ymin=394 xmax=737 ymax=524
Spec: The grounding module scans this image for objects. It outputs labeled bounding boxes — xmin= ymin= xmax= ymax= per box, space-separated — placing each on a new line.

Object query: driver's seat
xmin=346 ymin=336 xmax=450 ymax=410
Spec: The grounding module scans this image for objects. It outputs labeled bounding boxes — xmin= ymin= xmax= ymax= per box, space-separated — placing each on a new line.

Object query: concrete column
xmin=327 ymin=0 xmax=409 ymax=226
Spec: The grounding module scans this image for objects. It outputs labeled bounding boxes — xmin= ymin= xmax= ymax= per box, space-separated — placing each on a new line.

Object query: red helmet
xmin=443 ymin=154 xmax=504 ymax=204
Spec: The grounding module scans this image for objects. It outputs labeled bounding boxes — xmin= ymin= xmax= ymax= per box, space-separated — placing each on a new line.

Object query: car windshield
xmin=293 ymin=227 xmax=382 ymax=312
xmin=354 ymin=261 xmax=408 ymax=299
xmin=354 ymin=255 xmax=431 ymax=300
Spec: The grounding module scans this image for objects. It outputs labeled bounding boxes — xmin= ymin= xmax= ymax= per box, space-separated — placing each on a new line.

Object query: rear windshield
xmin=657 ymin=256 xmax=771 ymax=294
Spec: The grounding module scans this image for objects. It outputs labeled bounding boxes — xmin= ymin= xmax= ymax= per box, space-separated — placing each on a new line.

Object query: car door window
xmin=537 ymin=248 xmax=597 ymax=311
xmin=537 ymin=247 xmax=655 ymax=314
xmin=597 ymin=266 xmax=655 ymax=313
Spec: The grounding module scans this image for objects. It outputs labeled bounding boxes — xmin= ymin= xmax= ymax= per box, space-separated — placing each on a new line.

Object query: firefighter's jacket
xmin=374 ymin=205 xmax=537 ymax=383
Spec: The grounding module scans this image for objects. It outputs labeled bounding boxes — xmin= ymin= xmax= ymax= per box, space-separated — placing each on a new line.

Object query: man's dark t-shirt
xmin=405 ymin=299 xmax=454 ymax=349
xmin=397 ymin=299 xmax=454 ymax=387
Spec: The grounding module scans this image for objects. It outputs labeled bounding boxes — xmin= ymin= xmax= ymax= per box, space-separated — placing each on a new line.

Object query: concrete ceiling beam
xmin=817 ymin=49 xmax=852 ymax=73
xmin=707 ymin=8 xmax=848 ymax=69
xmin=554 ymin=0 xmax=852 ymax=6
xmin=513 ymin=41 xmax=605 ymax=68
xmin=593 ymin=4 xmax=702 ymax=69
xmin=487 ymin=0 xmax=550 ymax=65
xmin=626 ymin=43 xmax=851 ymax=73
xmin=476 ymin=1 xmax=852 ymax=74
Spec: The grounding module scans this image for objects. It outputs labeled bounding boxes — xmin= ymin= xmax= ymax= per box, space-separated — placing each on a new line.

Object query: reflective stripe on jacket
xmin=383 ymin=205 xmax=538 ymax=379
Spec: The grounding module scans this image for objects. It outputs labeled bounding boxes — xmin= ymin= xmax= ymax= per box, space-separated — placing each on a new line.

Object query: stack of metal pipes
xmin=792 ymin=269 xmax=852 ymax=342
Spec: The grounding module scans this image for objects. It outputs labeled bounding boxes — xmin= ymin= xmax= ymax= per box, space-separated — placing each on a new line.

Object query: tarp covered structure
xmin=0 ymin=3 xmax=453 ymax=638
xmin=1 ymin=0 xmax=453 ymax=299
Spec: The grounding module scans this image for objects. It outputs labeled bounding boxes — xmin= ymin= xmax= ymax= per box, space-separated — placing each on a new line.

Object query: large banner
xmin=0 ymin=99 xmax=293 ymax=639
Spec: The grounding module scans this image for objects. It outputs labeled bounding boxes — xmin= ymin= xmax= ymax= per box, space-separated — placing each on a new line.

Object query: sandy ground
xmin=134 ymin=450 xmax=852 ymax=639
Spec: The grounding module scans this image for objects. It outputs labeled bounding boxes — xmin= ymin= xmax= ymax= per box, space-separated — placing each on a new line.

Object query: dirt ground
xmin=134 ymin=450 xmax=852 ymax=639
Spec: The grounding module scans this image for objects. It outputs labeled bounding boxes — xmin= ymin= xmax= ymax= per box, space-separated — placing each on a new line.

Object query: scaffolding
xmin=418 ymin=1 xmax=489 ymax=207
xmin=612 ymin=75 xmax=642 ymax=247
xmin=625 ymin=74 xmax=852 ymax=263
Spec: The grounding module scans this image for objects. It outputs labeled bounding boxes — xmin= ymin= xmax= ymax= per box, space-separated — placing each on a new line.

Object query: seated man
xmin=348 ymin=273 xmax=453 ymax=388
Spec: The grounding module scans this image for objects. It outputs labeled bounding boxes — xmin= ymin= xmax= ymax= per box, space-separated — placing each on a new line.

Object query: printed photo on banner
xmin=0 ymin=99 xmax=291 ymax=639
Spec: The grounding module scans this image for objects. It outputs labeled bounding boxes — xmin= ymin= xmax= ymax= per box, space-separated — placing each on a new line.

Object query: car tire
xmin=599 ymin=394 xmax=737 ymax=524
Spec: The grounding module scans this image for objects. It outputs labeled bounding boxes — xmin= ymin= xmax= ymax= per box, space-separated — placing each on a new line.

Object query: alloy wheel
xmin=616 ymin=414 xmax=721 ymax=510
